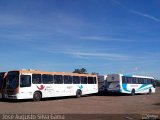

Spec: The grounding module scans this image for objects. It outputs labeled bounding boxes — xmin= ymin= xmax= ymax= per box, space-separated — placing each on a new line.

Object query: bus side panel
xmin=121 ymin=84 xmax=155 ymax=94
xmin=81 ymin=84 xmax=98 ymax=95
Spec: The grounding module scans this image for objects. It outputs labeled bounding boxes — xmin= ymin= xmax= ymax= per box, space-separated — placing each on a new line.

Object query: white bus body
xmin=4 ymin=70 xmax=98 ymax=101
xmin=107 ymin=74 xmax=156 ymax=95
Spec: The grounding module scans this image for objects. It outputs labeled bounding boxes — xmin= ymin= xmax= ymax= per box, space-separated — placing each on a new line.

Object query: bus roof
xmin=107 ymin=74 xmax=154 ymax=79
xmin=7 ymin=69 xmax=97 ymax=77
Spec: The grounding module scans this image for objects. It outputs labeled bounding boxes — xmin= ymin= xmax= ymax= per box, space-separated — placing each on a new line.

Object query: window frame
xmin=20 ymin=75 xmax=31 ymax=87
xmin=64 ymin=75 xmax=73 ymax=84
xmin=88 ymin=77 xmax=94 ymax=84
xmin=32 ymin=74 xmax=42 ymax=84
xmin=54 ymin=75 xmax=63 ymax=84
xmin=81 ymin=76 xmax=88 ymax=84
xmin=73 ymin=76 xmax=81 ymax=84
xmin=42 ymin=74 xmax=53 ymax=84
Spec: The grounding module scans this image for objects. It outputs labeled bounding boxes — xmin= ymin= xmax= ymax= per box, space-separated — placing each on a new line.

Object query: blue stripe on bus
xmin=122 ymin=74 xmax=133 ymax=77
xmin=138 ymin=84 xmax=148 ymax=90
xmin=122 ymin=84 xmax=130 ymax=92
xmin=122 ymin=84 xmax=152 ymax=93
xmin=136 ymin=86 xmax=152 ymax=92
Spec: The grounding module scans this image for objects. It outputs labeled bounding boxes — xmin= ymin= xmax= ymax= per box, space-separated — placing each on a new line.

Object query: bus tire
xmin=131 ymin=89 xmax=135 ymax=96
xmin=33 ymin=91 xmax=42 ymax=101
xmin=148 ymin=89 xmax=152 ymax=94
xmin=76 ymin=89 xmax=82 ymax=98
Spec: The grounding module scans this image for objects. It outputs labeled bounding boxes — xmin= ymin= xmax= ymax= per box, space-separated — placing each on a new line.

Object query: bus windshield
xmin=6 ymin=71 xmax=19 ymax=89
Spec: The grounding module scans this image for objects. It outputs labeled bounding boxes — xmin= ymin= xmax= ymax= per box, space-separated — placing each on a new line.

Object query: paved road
xmin=0 ymin=88 xmax=159 ymax=119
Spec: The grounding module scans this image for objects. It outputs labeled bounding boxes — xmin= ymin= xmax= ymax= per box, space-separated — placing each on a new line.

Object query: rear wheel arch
xmin=131 ymin=88 xmax=135 ymax=96
xmin=148 ymin=88 xmax=152 ymax=94
xmin=33 ymin=91 xmax=42 ymax=101
xmin=76 ymin=89 xmax=82 ymax=98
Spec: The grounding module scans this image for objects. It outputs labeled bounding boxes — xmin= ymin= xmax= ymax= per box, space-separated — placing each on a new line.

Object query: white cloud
xmin=35 ymin=46 xmax=129 ymax=61
xmin=130 ymin=10 xmax=160 ymax=23
xmin=55 ymin=51 xmax=127 ymax=61
xmin=112 ymin=0 xmax=160 ymax=23
xmin=79 ymin=35 xmax=133 ymax=42
xmin=79 ymin=36 xmax=106 ymax=41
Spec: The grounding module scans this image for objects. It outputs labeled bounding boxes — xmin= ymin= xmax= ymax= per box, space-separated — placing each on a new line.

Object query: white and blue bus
xmin=107 ymin=74 xmax=156 ymax=95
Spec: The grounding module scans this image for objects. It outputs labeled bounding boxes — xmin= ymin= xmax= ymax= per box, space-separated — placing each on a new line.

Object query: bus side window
xmin=135 ymin=78 xmax=138 ymax=84
xmin=122 ymin=76 xmax=127 ymax=83
xmin=127 ymin=77 xmax=132 ymax=84
xmin=148 ymin=79 xmax=151 ymax=84
xmin=42 ymin=74 xmax=53 ymax=84
xmin=93 ymin=77 xmax=97 ymax=84
xmin=152 ymin=79 xmax=156 ymax=88
xmin=20 ymin=75 xmax=31 ymax=87
xmin=64 ymin=75 xmax=72 ymax=84
xmin=133 ymin=77 xmax=136 ymax=84
xmin=138 ymin=78 xmax=141 ymax=84
xmin=81 ymin=76 xmax=88 ymax=84
xmin=88 ymin=77 xmax=94 ymax=84
xmin=73 ymin=76 xmax=80 ymax=84
xmin=144 ymin=79 xmax=147 ymax=84
xmin=54 ymin=75 xmax=63 ymax=84
xmin=32 ymin=74 xmax=41 ymax=84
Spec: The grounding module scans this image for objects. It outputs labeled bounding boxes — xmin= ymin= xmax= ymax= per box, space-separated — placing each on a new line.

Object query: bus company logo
xmin=79 ymin=85 xmax=83 ymax=90
xmin=66 ymin=86 xmax=73 ymax=89
xmin=36 ymin=85 xmax=45 ymax=90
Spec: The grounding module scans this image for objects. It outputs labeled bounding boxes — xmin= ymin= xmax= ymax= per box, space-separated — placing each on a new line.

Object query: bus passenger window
xmin=88 ymin=77 xmax=94 ymax=84
xmin=64 ymin=75 xmax=72 ymax=84
xmin=133 ymin=77 xmax=136 ymax=84
xmin=122 ymin=76 xmax=126 ymax=83
xmin=20 ymin=75 xmax=31 ymax=87
xmin=73 ymin=76 xmax=80 ymax=84
xmin=32 ymin=74 xmax=41 ymax=84
xmin=93 ymin=77 xmax=97 ymax=84
xmin=54 ymin=75 xmax=63 ymax=84
xmin=81 ymin=76 xmax=88 ymax=84
xmin=42 ymin=74 xmax=53 ymax=84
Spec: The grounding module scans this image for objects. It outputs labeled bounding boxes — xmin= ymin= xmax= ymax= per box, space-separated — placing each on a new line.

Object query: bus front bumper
xmin=5 ymin=94 xmax=18 ymax=99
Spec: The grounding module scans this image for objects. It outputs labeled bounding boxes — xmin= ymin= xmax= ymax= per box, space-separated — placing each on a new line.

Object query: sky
xmin=0 ymin=0 xmax=160 ymax=79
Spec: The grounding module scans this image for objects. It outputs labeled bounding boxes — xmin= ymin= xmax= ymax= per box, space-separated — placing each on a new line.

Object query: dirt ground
xmin=0 ymin=88 xmax=160 ymax=120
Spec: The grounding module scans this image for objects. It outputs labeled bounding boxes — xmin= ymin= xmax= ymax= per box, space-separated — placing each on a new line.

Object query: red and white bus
xmin=4 ymin=69 xmax=98 ymax=101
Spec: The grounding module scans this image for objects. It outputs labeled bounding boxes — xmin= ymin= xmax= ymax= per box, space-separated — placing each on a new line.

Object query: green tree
xmin=73 ymin=68 xmax=87 ymax=74
xmin=91 ymin=72 xmax=99 ymax=75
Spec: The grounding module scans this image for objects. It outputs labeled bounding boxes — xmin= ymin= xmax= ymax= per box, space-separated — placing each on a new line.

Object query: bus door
xmin=19 ymin=73 xmax=32 ymax=99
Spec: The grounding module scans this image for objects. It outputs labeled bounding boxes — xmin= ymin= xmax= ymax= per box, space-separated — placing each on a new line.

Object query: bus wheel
xmin=131 ymin=89 xmax=135 ymax=96
xmin=33 ymin=92 xmax=42 ymax=101
xmin=76 ymin=90 xmax=82 ymax=98
xmin=148 ymin=89 xmax=152 ymax=94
